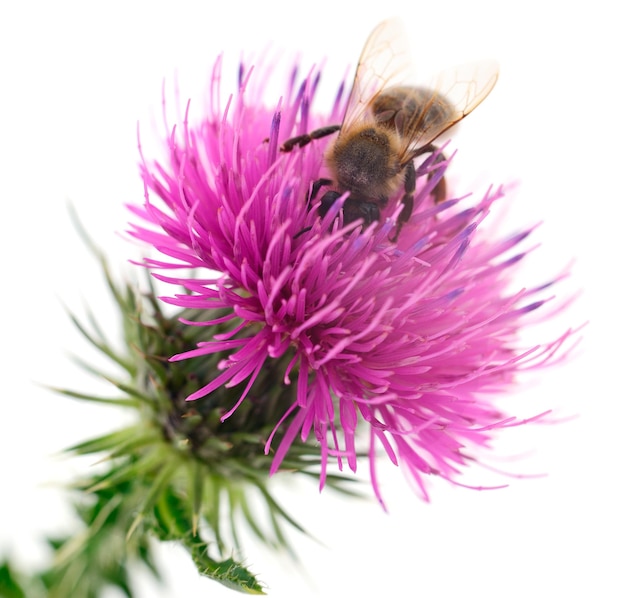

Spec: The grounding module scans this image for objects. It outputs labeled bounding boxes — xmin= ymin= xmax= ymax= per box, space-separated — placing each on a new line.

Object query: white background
xmin=0 ymin=1 xmax=622 ymax=597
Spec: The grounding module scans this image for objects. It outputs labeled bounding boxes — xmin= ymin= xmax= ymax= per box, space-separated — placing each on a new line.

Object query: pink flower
xmin=128 ymin=55 xmax=575 ymax=507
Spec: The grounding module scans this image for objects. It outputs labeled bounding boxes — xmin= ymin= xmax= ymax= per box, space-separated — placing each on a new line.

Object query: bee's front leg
xmin=280 ymin=125 xmax=341 ymax=152
xmin=390 ymin=161 xmax=416 ymax=242
xmin=293 ymin=180 xmax=336 ymax=240
xmin=308 ymin=178 xmax=333 ymax=208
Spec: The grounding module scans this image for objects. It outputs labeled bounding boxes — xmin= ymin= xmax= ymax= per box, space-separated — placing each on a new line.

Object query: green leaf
xmin=64 ymin=426 xmax=146 ymax=456
xmin=65 ymin=309 xmax=134 ymax=374
xmin=46 ymin=386 xmax=139 ymax=408
xmin=127 ymin=459 xmax=180 ymax=540
xmin=190 ymin=460 xmax=204 ymax=536
xmin=190 ymin=551 xmax=266 ymax=595
xmin=0 ymin=561 xmax=30 ymax=598
xmin=150 ymin=490 xmax=266 ymax=595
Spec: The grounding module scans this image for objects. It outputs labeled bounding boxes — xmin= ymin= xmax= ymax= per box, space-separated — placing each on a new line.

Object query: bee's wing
xmin=400 ymin=60 xmax=499 ymax=159
xmin=341 ymin=18 xmax=414 ymax=130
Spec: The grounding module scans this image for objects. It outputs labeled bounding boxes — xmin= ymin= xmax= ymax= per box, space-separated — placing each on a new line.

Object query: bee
xmin=281 ymin=18 xmax=499 ymax=241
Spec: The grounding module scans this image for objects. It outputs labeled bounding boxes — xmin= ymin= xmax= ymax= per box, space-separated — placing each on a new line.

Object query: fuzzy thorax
xmin=326 ymin=122 xmax=405 ymax=199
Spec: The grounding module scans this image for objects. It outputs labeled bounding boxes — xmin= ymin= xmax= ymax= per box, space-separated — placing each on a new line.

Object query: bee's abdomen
xmin=372 ymin=86 xmax=455 ymax=136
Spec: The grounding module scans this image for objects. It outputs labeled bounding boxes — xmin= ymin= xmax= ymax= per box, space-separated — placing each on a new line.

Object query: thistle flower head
xmin=129 ymin=54 xmax=575 ymax=507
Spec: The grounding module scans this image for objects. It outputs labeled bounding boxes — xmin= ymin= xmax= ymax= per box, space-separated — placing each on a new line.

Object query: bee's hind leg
xmin=413 ymin=143 xmax=448 ymax=204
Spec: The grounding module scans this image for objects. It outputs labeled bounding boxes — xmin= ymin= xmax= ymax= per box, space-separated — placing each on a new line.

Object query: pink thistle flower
xmin=128 ymin=54 xmax=576 ymax=507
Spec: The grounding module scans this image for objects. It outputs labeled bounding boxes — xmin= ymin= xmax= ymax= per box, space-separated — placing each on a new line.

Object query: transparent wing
xmin=341 ymin=18 xmax=414 ymax=131
xmin=399 ymin=60 xmax=499 ymax=159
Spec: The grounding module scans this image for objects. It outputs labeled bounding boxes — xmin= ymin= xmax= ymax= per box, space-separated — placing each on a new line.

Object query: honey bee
xmin=281 ymin=18 xmax=499 ymax=241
